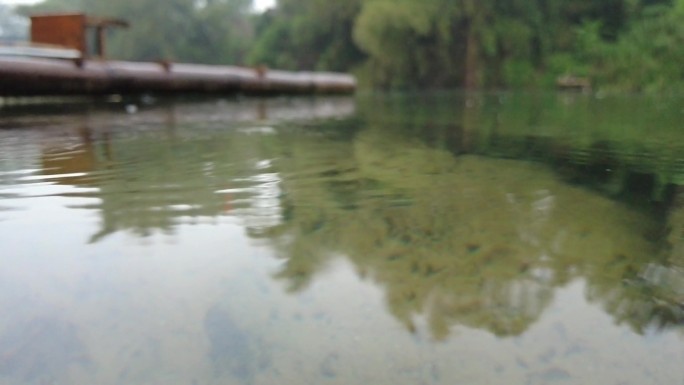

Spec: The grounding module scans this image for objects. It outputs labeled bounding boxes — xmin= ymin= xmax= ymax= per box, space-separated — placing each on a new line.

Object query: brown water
xmin=0 ymin=94 xmax=683 ymax=385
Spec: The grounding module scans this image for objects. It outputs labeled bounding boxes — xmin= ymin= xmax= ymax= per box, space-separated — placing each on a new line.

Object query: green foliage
xmin=352 ymin=2 xmax=434 ymax=87
xmin=352 ymin=0 xmax=598 ymax=89
xmin=248 ymin=0 xmax=365 ymax=72
xmin=584 ymin=3 xmax=684 ymax=92
xmin=12 ymin=0 xmax=684 ymax=92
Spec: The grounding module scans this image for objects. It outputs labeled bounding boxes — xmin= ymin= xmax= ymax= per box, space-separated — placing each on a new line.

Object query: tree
xmin=187 ymin=0 xmax=254 ymax=65
xmin=353 ymin=0 xmax=466 ymax=89
xmin=352 ymin=0 xmax=643 ymax=90
xmin=579 ymin=0 xmax=684 ymax=92
xmin=248 ymin=0 xmax=365 ymax=72
xmin=0 ymin=4 xmax=29 ymax=42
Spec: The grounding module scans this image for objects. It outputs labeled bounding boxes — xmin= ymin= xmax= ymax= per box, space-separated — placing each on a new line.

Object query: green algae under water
xmin=0 ymin=94 xmax=682 ymax=385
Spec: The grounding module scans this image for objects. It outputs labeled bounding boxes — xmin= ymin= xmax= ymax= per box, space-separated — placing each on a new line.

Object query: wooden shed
xmin=30 ymin=13 xmax=128 ymax=59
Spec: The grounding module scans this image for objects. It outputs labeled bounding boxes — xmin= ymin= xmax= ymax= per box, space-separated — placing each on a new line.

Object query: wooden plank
xmin=30 ymin=14 xmax=86 ymax=53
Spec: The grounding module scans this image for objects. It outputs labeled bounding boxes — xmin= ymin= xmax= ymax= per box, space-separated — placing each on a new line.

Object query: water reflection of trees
xmin=34 ymin=94 xmax=684 ymax=337
xmin=266 ymin=123 xmax=681 ymax=338
xmin=42 ymin=125 xmax=265 ymax=241
xmin=344 ymin=93 xmax=684 ymax=335
xmin=38 ymin=98 xmax=355 ymax=242
xmin=586 ymin=189 xmax=684 ymax=333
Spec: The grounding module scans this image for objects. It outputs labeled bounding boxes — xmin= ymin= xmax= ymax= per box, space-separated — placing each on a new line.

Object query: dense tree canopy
xmin=248 ymin=0 xmax=364 ymax=71
xmin=0 ymin=4 xmax=28 ymax=41
xmin=6 ymin=0 xmax=684 ymax=91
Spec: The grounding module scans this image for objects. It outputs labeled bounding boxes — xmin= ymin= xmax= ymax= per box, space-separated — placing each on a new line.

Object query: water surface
xmin=1 ymin=94 xmax=683 ymax=385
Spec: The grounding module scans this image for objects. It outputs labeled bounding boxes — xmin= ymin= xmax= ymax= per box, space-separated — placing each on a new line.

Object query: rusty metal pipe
xmin=0 ymin=57 xmax=356 ymax=96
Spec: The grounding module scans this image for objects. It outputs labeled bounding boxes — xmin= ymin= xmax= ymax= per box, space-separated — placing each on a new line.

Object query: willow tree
xmin=353 ymin=0 xmax=465 ymax=89
xmin=248 ymin=0 xmax=365 ymax=71
xmin=353 ymin=0 xmax=638 ymax=90
xmin=353 ymin=0 xmax=547 ymax=89
xmin=182 ymin=0 xmax=254 ymax=65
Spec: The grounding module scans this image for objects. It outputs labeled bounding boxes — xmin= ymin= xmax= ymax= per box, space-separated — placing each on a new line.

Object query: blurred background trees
xmin=0 ymin=3 xmax=28 ymax=41
xmin=4 ymin=0 xmax=684 ymax=92
xmin=248 ymin=0 xmax=364 ymax=72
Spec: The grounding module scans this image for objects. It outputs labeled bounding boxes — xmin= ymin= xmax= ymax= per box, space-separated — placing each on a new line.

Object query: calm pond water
xmin=0 ymin=93 xmax=683 ymax=385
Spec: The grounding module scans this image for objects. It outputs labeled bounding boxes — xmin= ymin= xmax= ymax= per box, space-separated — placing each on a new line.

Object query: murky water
xmin=1 ymin=93 xmax=683 ymax=385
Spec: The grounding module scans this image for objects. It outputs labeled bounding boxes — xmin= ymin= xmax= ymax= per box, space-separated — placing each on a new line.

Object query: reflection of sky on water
xmin=0 ymin=95 xmax=683 ymax=384
xmin=218 ymin=163 xmax=284 ymax=232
